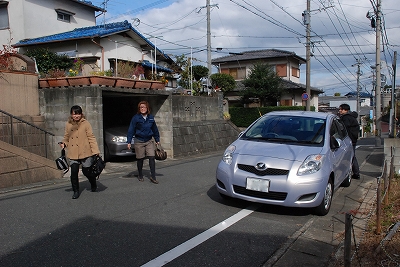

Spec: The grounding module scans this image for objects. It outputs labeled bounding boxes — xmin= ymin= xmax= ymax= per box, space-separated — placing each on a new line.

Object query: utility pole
xmin=390 ymin=51 xmax=397 ymax=137
xmin=305 ymin=0 xmax=311 ymax=111
xmin=352 ymin=59 xmax=362 ymax=123
xmin=202 ymin=0 xmax=218 ymax=94
xmin=375 ymin=0 xmax=382 ymax=146
xmin=206 ymin=0 xmax=211 ymax=93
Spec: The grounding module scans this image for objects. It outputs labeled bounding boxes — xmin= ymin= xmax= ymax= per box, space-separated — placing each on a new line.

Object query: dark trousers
xmin=352 ymin=145 xmax=359 ymax=176
xmin=70 ymin=163 xmax=97 ymax=192
xmin=137 ymin=156 xmax=156 ymax=179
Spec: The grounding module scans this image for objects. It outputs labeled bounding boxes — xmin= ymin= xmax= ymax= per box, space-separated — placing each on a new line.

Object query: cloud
xmin=96 ymin=0 xmax=400 ymax=96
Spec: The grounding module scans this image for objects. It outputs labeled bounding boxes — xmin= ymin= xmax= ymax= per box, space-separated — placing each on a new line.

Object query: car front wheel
xmin=314 ymin=178 xmax=333 ymax=216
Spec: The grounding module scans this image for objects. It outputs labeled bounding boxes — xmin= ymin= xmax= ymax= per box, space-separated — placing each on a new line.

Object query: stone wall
xmin=173 ymin=120 xmax=239 ymax=157
xmin=0 ymin=140 xmax=63 ymax=189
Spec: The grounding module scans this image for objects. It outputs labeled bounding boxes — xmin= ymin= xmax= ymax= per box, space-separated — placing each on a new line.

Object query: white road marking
xmin=141 ymin=204 xmax=259 ymax=267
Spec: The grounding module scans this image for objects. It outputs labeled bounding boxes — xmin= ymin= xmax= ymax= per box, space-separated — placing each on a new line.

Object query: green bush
xmin=24 ymin=47 xmax=72 ymax=75
xmin=229 ymin=106 xmax=313 ymax=127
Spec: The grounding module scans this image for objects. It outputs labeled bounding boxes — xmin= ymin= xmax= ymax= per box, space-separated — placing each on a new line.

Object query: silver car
xmin=104 ymin=126 xmax=135 ymax=161
xmin=216 ymin=111 xmax=354 ymax=216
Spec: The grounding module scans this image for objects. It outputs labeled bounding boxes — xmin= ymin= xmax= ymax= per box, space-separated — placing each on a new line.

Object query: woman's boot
xmin=149 ymin=157 xmax=158 ymax=184
xmin=82 ymin=167 xmax=97 ymax=192
xmin=70 ymin=163 xmax=80 ymax=199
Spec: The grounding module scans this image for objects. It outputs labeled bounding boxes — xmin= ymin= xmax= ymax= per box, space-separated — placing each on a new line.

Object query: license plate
xmin=246 ymin=177 xmax=270 ymax=192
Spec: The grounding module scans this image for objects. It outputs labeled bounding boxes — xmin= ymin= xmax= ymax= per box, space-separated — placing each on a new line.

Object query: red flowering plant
xmin=0 ymin=44 xmax=18 ymax=71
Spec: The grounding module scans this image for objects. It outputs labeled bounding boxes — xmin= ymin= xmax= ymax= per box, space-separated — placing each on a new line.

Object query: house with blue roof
xmin=2 ymin=1 xmax=176 ymax=85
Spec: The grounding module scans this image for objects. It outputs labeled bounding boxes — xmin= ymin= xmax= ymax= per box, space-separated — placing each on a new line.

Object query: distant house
xmin=2 ymin=1 xmax=176 ymax=86
xmin=345 ymin=91 xmax=373 ymax=107
xmin=211 ymin=49 xmax=323 ymax=108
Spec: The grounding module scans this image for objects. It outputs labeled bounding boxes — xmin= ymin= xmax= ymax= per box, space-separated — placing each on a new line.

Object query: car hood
xmin=233 ymin=139 xmax=324 ymax=162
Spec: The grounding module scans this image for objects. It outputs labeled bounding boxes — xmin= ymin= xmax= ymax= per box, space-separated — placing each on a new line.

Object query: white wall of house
xmin=0 ymin=0 xmax=98 ymax=46
xmin=280 ymin=92 xmax=319 ymax=111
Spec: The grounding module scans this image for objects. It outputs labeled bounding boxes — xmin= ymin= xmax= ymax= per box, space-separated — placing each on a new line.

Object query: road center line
xmin=141 ymin=204 xmax=260 ymax=267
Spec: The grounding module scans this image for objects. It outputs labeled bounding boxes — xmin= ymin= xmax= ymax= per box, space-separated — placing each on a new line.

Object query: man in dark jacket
xmin=339 ymin=103 xmax=360 ymax=179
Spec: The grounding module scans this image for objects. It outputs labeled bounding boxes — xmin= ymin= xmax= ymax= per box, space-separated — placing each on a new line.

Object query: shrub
xmin=24 ymin=48 xmax=72 ymax=75
xmin=229 ymin=106 xmax=310 ymax=127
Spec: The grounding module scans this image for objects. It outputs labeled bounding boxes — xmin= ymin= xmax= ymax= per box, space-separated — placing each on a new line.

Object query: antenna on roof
xmin=101 ymin=0 xmax=109 ymax=27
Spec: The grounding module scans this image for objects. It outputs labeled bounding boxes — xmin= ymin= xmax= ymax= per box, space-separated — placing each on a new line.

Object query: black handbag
xmin=89 ymin=154 xmax=106 ymax=179
xmin=155 ymin=144 xmax=167 ymax=160
xmin=55 ymin=148 xmax=69 ymax=174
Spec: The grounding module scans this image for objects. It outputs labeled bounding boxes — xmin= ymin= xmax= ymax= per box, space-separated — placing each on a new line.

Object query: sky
xmin=90 ymin=0 xmax=400 ymax=96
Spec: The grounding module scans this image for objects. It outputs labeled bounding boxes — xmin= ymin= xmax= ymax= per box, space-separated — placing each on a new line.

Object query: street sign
xmin=301 ymin=93 xmax=309 ymax=101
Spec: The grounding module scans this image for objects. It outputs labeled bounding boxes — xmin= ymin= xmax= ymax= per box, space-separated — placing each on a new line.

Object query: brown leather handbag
xmin=155 ymin=144 xmax=167 ymax=160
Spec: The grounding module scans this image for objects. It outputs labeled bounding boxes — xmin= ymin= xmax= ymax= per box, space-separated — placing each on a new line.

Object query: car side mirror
xmin=330 ymin=136 xmax=340 ymax=149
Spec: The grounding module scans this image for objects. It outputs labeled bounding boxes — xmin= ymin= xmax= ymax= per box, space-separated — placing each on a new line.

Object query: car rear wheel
xmin=314 ymin=178 xmax=333 ymax=216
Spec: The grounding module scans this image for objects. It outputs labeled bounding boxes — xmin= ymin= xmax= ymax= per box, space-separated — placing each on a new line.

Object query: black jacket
xmin=340 ymin=111 xmax=359 ymax=145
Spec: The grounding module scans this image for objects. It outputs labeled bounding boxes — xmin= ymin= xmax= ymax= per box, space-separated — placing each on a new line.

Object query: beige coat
xmin=62 ymin=118 xmax=100 ymax=160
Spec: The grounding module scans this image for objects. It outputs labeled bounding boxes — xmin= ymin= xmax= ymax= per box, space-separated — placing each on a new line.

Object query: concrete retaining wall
xmin=383 ymin=138 xmax=400 ymax=174
xmin=0 ymin=140 xmax=63 ymax=189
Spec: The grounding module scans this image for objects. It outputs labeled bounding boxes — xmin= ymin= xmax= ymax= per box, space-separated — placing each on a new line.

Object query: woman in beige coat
xmin=59 ymin=105 xmax=100 ymax=199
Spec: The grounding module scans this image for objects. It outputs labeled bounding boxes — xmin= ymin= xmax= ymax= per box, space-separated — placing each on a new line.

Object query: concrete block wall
xmin=173 ymin=120 xmax=240 ymax=157
xmin=39 ymin=85 xmax=104 ymax=160
xmin=0 ymin=140 xmax=63 ymax=189
xmin=383 ymin=138 xmax=400 ymax=174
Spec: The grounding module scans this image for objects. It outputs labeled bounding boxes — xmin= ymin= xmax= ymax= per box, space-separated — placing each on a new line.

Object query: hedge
xmin=229 ymin=106 xmax=315 ymax=127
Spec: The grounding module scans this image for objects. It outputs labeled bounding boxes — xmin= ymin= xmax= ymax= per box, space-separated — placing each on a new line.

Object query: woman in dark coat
xmin=127 ymin=101 xmax=160 ymax=184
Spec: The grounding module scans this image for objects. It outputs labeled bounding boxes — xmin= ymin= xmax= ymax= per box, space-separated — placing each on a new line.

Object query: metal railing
xmin=0 ymin=109 xmax=55 ymax=159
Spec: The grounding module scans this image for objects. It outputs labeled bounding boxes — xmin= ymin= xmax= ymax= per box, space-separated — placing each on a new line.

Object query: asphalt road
xmin=0 ymin=137 xmax=375 ymax=267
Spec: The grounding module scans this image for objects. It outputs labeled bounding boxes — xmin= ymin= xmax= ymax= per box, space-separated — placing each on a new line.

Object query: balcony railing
xmin=0 ymin=109 xmax=55 ymax=159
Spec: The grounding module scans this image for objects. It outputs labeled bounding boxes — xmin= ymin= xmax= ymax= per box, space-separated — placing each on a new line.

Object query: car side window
xmin=331 ymin=120 xmax=346 ymax=140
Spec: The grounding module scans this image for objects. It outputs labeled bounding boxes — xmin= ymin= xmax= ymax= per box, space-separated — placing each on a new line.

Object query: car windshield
xmin=242 ymin=115 xmax=326 ymax=145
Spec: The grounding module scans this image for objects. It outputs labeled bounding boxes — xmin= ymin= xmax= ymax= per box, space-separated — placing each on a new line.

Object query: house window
xmin=221 ymin=68 xmax=238 ymax=79
xmin=276 ymin=64 xmax=287 ymax=77
xmin=55 ymin=9 xmax=75 ymax=23
xmin=0 ymin=2 xmax=9 ymax=30
xmin=292 ymin=67 xmax=300 ymax=78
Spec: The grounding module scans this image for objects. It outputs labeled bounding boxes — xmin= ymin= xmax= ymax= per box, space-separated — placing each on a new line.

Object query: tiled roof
xmin=14 ymin=20 xmax=173 ymax=62
xmin=141 ymin=60 xmax=172 ymax=73
xmin=345 ymin=91 xmax=373 ymax=98
xmin=71 ymin=0 xmax=104 ymax=11
xmin=211 ymin=49 xmax=306 ymax=64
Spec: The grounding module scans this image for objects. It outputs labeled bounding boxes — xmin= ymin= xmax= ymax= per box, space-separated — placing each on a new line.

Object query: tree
xmin=24 ymin=47 xmax=72 ymax=76
xmin=192 ymin=65 xmax=208 ymax=81
xmin=241 ymin=62 xmax=285 ymax=106
xmin=210 ymin=73 xmax=236 ymax=96
xmin=174 ymin=55 xmax=205 ymax=95
xmin=334 ymin=92 xmax=341 ymax=96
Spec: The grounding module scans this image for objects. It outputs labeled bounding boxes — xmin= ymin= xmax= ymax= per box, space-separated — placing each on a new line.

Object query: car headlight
xmin=111 ymin=136 xmax=127 ymax=143
xmin=297 ymin=154 xmax=324 ymax=175
xmin=222 ymin=145 xmax=236 ymax=165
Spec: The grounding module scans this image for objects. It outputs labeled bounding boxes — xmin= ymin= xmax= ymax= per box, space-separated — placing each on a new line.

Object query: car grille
xmin=237 ymin=164 xmax=289 ymax=176
xmin=233 ymin=185 xmax=287 ymax=200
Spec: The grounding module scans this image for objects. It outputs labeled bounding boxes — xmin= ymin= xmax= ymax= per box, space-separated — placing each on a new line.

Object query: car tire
xmin=314 ymin=178 xmax=333 ymax=216
xmin=341 ymin=171 xmax=352 ymax=187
